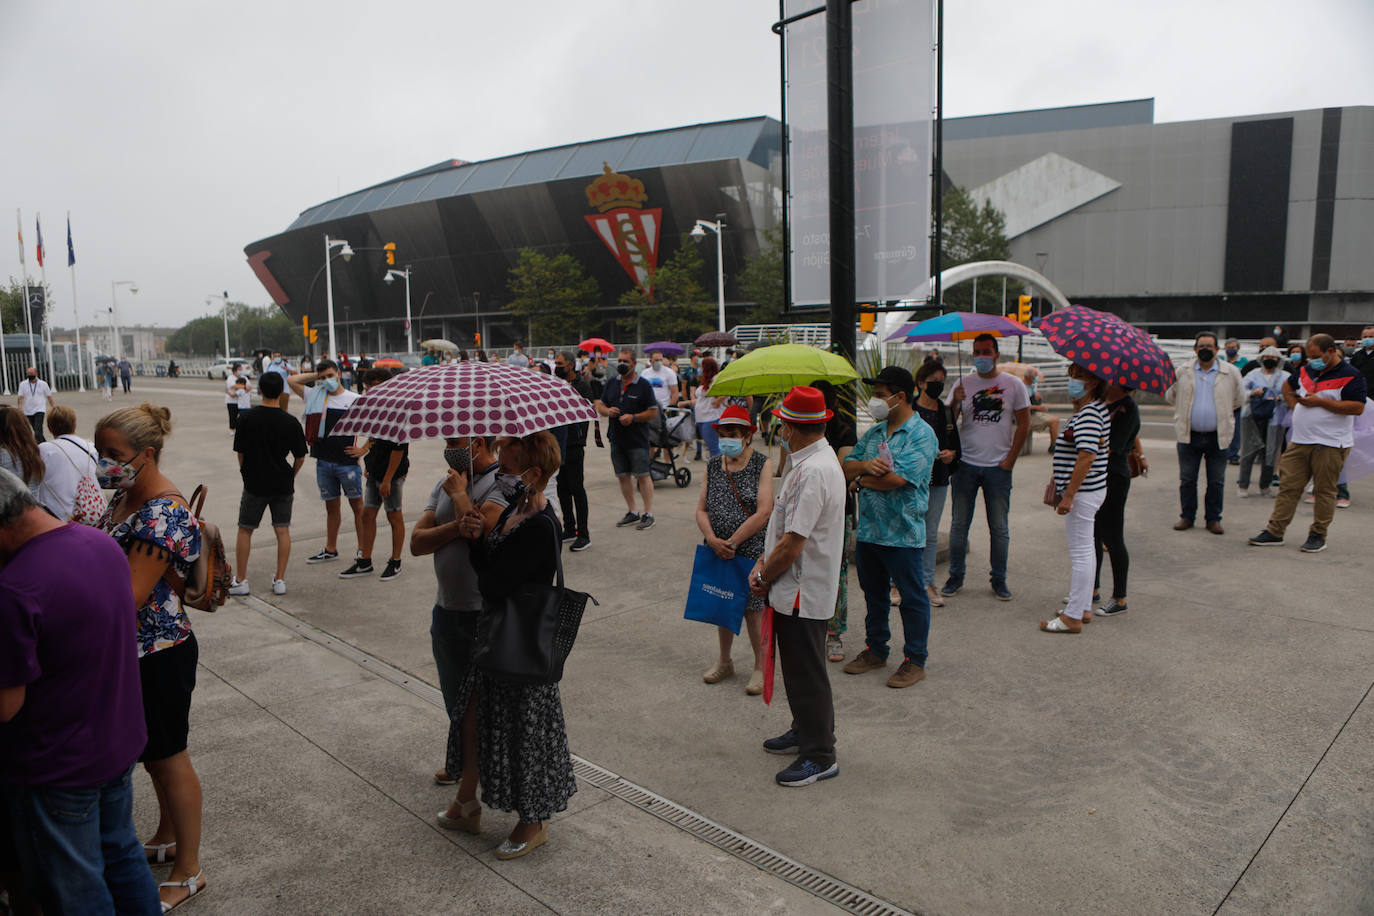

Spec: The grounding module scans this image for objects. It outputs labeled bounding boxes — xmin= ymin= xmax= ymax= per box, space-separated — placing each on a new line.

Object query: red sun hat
xmin=772 ymin=385 xmax=833 ymax=424
xmin=713 ymin=404 xmax=755 ymax=432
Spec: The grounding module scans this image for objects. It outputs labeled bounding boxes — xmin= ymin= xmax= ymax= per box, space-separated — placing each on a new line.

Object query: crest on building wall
xmin=584 ymin=163 xmax=661 ymax=301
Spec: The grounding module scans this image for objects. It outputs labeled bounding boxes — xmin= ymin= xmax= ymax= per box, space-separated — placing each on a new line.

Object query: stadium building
xmin=245 ymin=100 xmax=1373 ymax=351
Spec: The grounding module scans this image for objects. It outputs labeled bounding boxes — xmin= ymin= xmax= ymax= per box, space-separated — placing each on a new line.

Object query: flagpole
xmin=16 ymin=210 xmax=36 ymax=370
xmin=68 ymin=212 xmax=85 ymax=391
xmin=37 ymin=213 xmax=56 ymax=385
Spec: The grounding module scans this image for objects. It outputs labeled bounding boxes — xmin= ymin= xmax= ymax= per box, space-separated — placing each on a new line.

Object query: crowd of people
xmin=1 ymin=327 xmax=1368 ymax=912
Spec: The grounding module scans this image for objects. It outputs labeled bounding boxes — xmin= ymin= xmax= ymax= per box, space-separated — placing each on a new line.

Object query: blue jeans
xmin=854 ymin=541 xmax=930 ymax=666
xmin=1226 ymin=408 xmax=1242 ymax=460
xmin=922 ymin=484 xmax=948 ymax=587
xmin=315 ymin=459 xmax=363 ymax=501
xmin=3 ymin=764 xmax=160 ymax=915
xmin=699 ymin=421 xmax=720 ymax=458
xmin=947 ymin=464 xmax=1013 ymax=582
xmin=1177 ymin=430 xmax=1227 ymax=523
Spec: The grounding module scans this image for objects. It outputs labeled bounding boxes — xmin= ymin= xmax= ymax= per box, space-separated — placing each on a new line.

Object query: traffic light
xmin=384 ymin=242 xmax=396 ymax=266
xmin=473 ymin=332 xmax=481 ymax=347
xmin=302 ymin=316 xmax=310 ymax=340
xmin=859 ymin=310 xmax=876 ymax=333
xmin=308 ymin=329 xmax=318 ymax=344
xmin=1016 ymin=294 xmax=1033 ymax=324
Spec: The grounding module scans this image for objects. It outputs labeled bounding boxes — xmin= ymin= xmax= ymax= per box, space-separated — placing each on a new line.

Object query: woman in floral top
xmin=96 ymin=403 xmax=207 ymax=912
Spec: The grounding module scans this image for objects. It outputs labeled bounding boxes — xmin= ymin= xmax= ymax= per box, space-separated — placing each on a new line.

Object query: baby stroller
xmin=648 ymin=406 xmax=695 ymax=488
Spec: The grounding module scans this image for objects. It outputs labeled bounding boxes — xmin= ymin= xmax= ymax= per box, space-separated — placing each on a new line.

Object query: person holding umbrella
xmin=1041 ymin=364 xmax=1112 ymax=633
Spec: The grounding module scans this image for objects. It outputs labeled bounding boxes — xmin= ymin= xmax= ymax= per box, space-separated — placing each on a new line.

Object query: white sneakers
xmin=230 ymin=578 xmax=287 ymax=596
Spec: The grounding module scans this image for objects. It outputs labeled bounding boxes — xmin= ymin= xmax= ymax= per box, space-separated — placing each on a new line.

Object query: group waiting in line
xmin=1 ymin=327 xmax=1368 ymax=913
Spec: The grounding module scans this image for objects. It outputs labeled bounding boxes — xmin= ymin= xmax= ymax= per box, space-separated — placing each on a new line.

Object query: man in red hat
xmin=749 ymin=386 xmax=846 ymax=787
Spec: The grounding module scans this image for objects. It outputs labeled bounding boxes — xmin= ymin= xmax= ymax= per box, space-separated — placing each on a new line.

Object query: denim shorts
xmin=609 ymin=441 xmax=651 ymax=478
xmin=363 ymin=475 xmax=405 ymax=512
xmin=238 ymin=491 xmax=293 ymax=529
xmin=316 ymin=460 xmax=363 ymax=501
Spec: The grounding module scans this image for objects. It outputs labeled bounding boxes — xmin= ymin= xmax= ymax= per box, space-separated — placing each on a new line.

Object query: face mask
xmin=866 ymin=396 xmax=893 ymax=421
xmin=777 ymin=427 xmax=792 ymax=452
xmin=1273 ymin=328 xmax=1282 ymax=336
xmin=1362 ymin=338 xmax=1374 ymax=349
xmin=322 ymin=377 xmax=340 ymax=392
xmin=1288 ymin=353 xmax=1302 ymax=364
xmin=923 ymin=380 xmax=945 ymax=400
xmin=1066 ymin=378 xmax=1087 ymax=399
xmin=272 ymin=358 xmax=282 ymax=366
xmin=27 ymin=373 xmax=36 ymax=381
xmin=718 ymin=437 xmax=745 ymax=458
xmin=592 ymin=368 xmax=605 ymax=379
xmin=1196 ymin=348 xmax=1215 ymax=363
xmin=973 ymin=356 xmax=996 ymax=375
xmin=496 ymin=469 xmax=531 ymax=503
xmin=651 ymin=359 xmax=662 ymax=369
xmin=1308 ymin=356 xmax=1327 ymax=372
xmin=443 ymin=446 xmax=472 ymax=473
xmin=97 ymin=456 xmax=140 ymax=490
xmin=547 ymin=354 xmax=555 ymax=361
xmin=1261 ymin=359 xmax=1279 ymax=370
xmin=1225 ymin=348 xmax=1238 ymax=358
xmin=616 ymin=363 xmax=631 ymax=376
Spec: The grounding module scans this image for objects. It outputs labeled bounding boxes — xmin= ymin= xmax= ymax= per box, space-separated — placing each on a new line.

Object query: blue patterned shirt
xmin=847 ymin=412 xmax=937 ymax=548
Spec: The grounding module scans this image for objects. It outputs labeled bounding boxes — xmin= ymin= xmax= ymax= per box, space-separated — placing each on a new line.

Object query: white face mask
xmin=866 ymin=393 xmax=898 ymax=421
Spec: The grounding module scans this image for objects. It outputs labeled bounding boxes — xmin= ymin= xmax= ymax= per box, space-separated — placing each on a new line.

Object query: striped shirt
xmin=1052 ymin=401 xmax=1110 ymax=493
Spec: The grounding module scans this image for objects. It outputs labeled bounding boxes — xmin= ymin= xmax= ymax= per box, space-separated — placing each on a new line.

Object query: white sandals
xmin=144 ymin=841 xmax=176 ymax=864
xmin=1039 ymin=614 xmax=1083 ymax=634
xmin=159 ymin=870 xmax=205 ymax=913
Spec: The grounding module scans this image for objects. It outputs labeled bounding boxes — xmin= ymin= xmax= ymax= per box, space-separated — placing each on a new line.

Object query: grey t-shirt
xmin=424 ymin=462 xmax=507 ymax=611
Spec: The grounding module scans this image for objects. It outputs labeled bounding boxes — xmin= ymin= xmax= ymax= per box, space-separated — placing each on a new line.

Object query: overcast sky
xmin=3 ymin=0 xmax=1370 ymax=328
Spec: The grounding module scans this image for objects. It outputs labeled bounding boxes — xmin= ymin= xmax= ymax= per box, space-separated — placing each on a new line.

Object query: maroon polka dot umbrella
xmin=1032 ymin=305 xmax=1177 ymax=394
xmin=330 ymin=362 xmax=596 ymax=443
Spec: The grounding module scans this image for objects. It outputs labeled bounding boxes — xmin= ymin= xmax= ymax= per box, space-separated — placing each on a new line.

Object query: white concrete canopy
xmin=877 ymin=260 xmax=1072 ymax=340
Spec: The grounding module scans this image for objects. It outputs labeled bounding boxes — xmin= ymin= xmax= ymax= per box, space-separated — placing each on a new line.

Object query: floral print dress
xmin=445 ymin=503 xmax=577 ymax=823
xmin=100 ymin=494 xmax=202 ymax=658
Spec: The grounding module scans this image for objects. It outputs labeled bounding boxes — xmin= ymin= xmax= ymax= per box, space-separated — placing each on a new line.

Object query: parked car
xmin=206 ymin=358 xmax=257 ymax=380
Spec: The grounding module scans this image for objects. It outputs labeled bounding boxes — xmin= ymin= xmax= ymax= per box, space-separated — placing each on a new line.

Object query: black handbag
xmin=473 ymin=515 xmax=598 ymax=685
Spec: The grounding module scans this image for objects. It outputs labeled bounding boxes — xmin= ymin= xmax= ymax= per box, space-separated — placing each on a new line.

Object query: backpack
xmin=158 ymin=485 xmax=232 ymax=612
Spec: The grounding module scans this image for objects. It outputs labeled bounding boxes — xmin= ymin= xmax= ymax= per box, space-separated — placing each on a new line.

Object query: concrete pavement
xmin=45 ymin=377 xmax=1374 ymax=914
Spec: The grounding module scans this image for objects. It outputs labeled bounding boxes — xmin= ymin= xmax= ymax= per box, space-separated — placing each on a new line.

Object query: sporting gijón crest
xmin=584 ymin=162 xmax=661 ymax=301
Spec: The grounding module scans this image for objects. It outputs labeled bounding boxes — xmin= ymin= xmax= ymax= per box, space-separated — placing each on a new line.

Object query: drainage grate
xmin=244 ymin=597 xmax=916 ymax=916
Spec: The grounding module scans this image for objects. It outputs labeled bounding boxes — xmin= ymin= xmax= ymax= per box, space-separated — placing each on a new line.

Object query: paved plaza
xmin=44 ymin=377 xmax=1374 ymax=915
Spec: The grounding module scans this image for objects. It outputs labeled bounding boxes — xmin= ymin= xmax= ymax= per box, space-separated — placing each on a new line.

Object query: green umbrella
xmin=707 ymin=344 xmax=857 ymax=396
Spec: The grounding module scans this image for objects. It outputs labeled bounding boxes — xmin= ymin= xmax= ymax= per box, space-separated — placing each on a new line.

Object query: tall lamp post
xmin=110 ymin=280 xmax=137 ymax=361
xmin=689 ymin=214 xmax=727 ymax=333
xmin=206 ymin=291 xmax=229 ymax=359
xmin=383 ymin=267 xmax=413 ymax=353
xmin=323 ymin=234 xmax=354 ymax=359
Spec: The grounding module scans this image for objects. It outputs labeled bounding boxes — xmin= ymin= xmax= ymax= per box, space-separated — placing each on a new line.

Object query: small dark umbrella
xmin=696 ymin=331 xmax=738 ymax=347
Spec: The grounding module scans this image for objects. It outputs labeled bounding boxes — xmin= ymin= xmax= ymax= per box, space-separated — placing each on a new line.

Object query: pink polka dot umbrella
xmin=330 ymin=362 xmax=596 ymax=443
xmin=1032 ymin=305 xmax=1177 ymax=394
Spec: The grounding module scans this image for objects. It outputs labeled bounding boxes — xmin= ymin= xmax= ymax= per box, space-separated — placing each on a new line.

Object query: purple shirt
xmin=0 ymin=524 xmax=147 ymax=787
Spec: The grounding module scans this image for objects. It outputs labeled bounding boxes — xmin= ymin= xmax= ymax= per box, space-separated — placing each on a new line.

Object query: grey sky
xmin=3 ymin=0 xmax=1370 ymax=328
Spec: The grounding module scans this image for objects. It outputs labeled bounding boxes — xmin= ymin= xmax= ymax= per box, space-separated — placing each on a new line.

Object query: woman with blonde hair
xmin=95 ymin=403 xmax=207 ymax=911
xmin=438 ymin=431 xmax=577 ymax=860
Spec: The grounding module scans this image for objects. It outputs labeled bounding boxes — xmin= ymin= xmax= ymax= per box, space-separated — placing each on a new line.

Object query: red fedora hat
xmin=771 ymin=385 xmax=833 ymax=424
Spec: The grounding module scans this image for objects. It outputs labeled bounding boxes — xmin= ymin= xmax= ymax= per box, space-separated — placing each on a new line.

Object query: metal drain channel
xmin=244 ymin=597 xmax=915 ymax=916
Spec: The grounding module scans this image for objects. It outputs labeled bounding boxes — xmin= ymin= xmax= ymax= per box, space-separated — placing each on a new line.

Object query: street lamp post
xmin=383 ymin=267 xmax=413 ymax=353
xmin=110 ymin=280 xmax=137 ymax=361
xmin=689 ymin=215 xmax=727 ymax=333
xmin=207 ymin=291 xmax=229 ymax=359
xmin=323 ymin=234 xmax=354 ymax=360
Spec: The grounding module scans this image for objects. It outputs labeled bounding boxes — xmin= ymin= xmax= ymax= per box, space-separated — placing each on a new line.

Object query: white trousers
xmin=1063 ymin=487 xmax=1107 ymax=620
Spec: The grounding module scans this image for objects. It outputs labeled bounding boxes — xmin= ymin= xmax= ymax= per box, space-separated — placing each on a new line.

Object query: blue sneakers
xmin=762 ymin=730 xmax=800 ymax=755
xmin=776 ymin=758 xmax=839 ymax=787
xmin=991 ymin=579 xmax=1013 ymax=601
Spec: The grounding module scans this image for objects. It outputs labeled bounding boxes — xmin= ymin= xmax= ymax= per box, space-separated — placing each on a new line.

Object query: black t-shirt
xmin=915 ymin=402 xmax=961 ymax=487
xmin=234 ymin=406 xmax=308 ymax=497
xmin=364 ymin=439 xmax=410 ymax=480
xmin=1104 ymin=395 xmax=1141 ymax=479
xmin=599 ymin=376 xmax=657 ymax=449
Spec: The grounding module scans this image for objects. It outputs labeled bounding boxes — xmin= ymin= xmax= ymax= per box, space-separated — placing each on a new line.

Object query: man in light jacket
xmin=1164 ymin=331 xmax=1246 ymax=533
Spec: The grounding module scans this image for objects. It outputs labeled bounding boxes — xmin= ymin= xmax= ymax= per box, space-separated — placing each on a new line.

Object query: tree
xmin=939 ymin=185 xmax=1020 ymax=312
xmin=505 ymin=248 xmax=600 ymax=344
xmin=739 ymin=227 xmax=785 ymax=324
xmin=617 ymin=233 xmax=716 ymax=342
xmin=165 ymin=303 xmax=300 ymax=357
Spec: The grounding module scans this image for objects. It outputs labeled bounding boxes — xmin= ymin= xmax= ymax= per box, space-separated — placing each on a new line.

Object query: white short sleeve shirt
xmin=763 ymin=436 xmax=846 ymax=619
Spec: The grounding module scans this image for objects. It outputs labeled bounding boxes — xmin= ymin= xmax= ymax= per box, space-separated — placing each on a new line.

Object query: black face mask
xmin=1261 ymin=359 xmax=1279 ymax=370
xmin=443 ymin=446 xmax=472 ymax=474
xmin=922 ymin=380 xmax=944 ymax=400
xmin=616 ymin=363 xmax=631 ymax=376
xmin=1197 ymin=348 xmax=1215 ymax=362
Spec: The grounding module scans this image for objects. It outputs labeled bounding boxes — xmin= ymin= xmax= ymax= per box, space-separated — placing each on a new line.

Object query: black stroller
xmin=648 ymin=406 xmax=695 ymax=488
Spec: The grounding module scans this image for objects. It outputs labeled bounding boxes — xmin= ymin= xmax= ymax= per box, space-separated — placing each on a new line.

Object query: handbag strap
xmin=722 ymin=460 xmax=750 ymax=514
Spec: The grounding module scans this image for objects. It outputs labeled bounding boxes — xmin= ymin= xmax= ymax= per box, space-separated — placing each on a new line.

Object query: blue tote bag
xmin=683 ymin=543 xmax=753 ymax=635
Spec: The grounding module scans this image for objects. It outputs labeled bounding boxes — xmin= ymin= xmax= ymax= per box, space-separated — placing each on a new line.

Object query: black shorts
xmin=139 ymin=633 xmax=198 ymax=762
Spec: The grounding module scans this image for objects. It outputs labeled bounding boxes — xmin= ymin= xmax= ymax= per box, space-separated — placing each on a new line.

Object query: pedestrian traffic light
xmin=1016 ymin=294 xmax=1033 ymax=324
xmin=384 ymin=242 xmax=396 ymax=266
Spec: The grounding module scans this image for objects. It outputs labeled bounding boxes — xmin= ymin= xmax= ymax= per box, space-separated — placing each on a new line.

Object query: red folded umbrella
xmin=761 ymin=605 xmax=776 ymax=705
